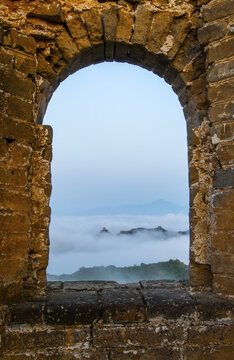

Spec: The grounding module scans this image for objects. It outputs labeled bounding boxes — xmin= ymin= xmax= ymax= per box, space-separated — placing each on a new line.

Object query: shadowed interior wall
xmin=0 ymin=0 xmax=233 ymax=302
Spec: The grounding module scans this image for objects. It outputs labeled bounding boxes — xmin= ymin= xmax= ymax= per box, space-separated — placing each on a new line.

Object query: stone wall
xmin=0 ymin=0 xmax=233 ymax=301
xmin=0 ymin=281 xmax=233 ymax=359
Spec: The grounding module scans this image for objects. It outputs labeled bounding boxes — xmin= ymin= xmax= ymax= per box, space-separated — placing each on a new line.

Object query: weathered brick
xmin=14 ymin=53 xmax=36 ymax=76
xmin=0 ymin=259 xmax=27 ymax=280
xmin=93 ymin=324 xmax=184 ymax=348
xmin=211 ymin=253 xmax=234 ymax=274
xmin=56 ymin=30 xmax=78 ymax=61
xmin=203 ymin=0 xmax=234 ymax=21
xmin=213 ymin=274 xmax=234 ymax=297
xmin=116 ymin=7 xmax=134 ymax=44
xmin=0 ymin=167 xmax=28 ymax=187
xmin=0 ymin=191 xmax=30 ymax=213
xmin=213 ymin=168 xmax=234 ymax=189
xmin=216 ymin=143 xmax=234 ymax=166
xmin=208 ymin=37 xmax=234 ymax=63
xmin=81 ymin=8 xmax=103 ymax=45
xmin=7 ymin=30 xmax=36 ymax=54
xmin=212 ymin=190 xmax=234 ymax=230
xmin=198 ymin=21 xmax=225 ymax=45
xmin=29 ymin=3 xmax=64 ymax=24
xmin=111 ymin=348 xmax=180 ymax=360
xmin=66 ymin=13 xmax=87 ymax=40
xmin=102 ymin=5 xmax=118 ymax=60
xmin=184 ymin=346 xmax=234 ymax=360
xmin=0 ymin=213 xmax=30 ymax=233
xmin=0 ymin=69 xmax=35 ymax=100
xmin=187 ymin=324 xmax=234 ymax=345
xmin=147 ymin=12 xmax=172 ymax=53
xmin=208 ymin=59 xmax=234 ymax=83
xmin=0 ymin=118 xmax=35 ymax=144
xmin=132 ymin=5 xmax=154 ymax=46
xmin=209 ymin=101 xmax=234 ymax=123
xmin=0 ymin=47 xmax=13 ymax=69
xmin=211 ymin=122 xmax=234 ymax=143
xmin=64 ymin=326 xmax=90 ymax=347
xmin=37 ymin=53 xmax=56 ymax=81
xmin=0 ymin=233 xmax=29 ymax=260
xmin=212 ymin=230 xmax=234 ymax=253
xmin=6 ymin=95 xmax=33 ymax=122
xmin=208 ymin=78 xmax=234 ymax=102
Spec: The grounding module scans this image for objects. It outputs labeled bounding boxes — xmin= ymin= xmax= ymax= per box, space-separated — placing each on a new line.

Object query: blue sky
xmin=43 ymin=61 xmax=189 ymax=214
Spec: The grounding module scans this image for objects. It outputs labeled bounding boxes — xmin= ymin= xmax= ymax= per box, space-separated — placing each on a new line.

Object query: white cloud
xmin=48 ymin=214 xmax=189 ymax=275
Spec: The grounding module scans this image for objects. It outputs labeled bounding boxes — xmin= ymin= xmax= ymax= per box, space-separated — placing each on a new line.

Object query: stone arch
xmin=0 ymin=0 xmax=233 ymax=302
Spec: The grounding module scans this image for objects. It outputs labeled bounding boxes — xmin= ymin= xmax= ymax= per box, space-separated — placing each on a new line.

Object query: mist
xmin=47 ymin=213 xmax=189 ymax=275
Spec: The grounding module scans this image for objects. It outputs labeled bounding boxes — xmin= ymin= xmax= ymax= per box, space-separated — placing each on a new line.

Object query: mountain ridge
xmin=53 ymin=199 xmax=188 ymax=216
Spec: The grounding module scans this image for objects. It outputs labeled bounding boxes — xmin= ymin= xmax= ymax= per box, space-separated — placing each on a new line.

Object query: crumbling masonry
xmin=0 ymin=0 xmax=233 ymax=359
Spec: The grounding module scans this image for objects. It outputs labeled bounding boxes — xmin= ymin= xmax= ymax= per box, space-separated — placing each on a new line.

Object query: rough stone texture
xmin=0 ymin=281 xmax=233 ymax=360
xmin=0 ymin=0 xmax=233 ymax=350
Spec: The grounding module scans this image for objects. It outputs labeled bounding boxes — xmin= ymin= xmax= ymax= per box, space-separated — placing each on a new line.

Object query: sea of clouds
xmin=47 ymin=213 xmax=189 ymax=275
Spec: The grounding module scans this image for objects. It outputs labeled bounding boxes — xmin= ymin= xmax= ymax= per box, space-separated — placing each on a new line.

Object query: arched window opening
xmin=43 ymin=62 xmax=189 ymax=283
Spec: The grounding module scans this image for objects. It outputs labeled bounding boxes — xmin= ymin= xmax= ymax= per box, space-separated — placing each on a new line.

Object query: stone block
xmin=0 ymin=191 xmax=30 ymax=214
xmin=0 ymin=259 xmax=27 ymax=280
xmin=0 ymin=69 xmax=35 ymax=100
xmin=116 ymin=7 xmax=134 ymax=43
xmin=208 ymin=58 xmax=234 ymax=83
xmin=2 ymin=327 xmax=65 ymax=351
xmin=0 ymin=118 xmax=35 ymax=144
xmin=101 ymin=289 xmax=145 ymax=323
xmin=132 ymin=5 xmax=153 ymax=46
xmin=102 ymin=5 xmax=118 ymax=60
xmin=81 ymin=8 xmax=103 ymax=45
xmin=0 ymin=167 xmax=28 ymax=187
xmin=203 ymin=0 xmax=234 ymax=21
xmin=14 ymin=53 xmax=36 ymax=76
xmin=211 ymin=253 xmax=234 ymax=274
xmin=6 ymin=96 xmax=33 ymax=122
xmin=37 ymin=53 xmax=56 ymax=81
xmin=44 ymin=291 xmax=99 ymax=325
xmin=167 ymin=18 xmax=190 ymax=60
xmin=93 ymin=323 xmax=183 ymax=348
xmin=29 ymin=4 xmax=64 ymax=24
xmin=213 ymin=274 xmax=234 ymax=297
xmin=64 ymin=326 xmax=90 ymax=347
xmin=191 ymin=292 xmax=233 ymax=320
xmin=11 ymin=143 xmax=32 ymax=167
xmin=111 ymin=348 xmax=180 ymax=360
xmin=208 ymin=78 xmax=234 ymax=102
xmin=190 ymin=261 xmax=212 ymax=289
xmin=208 ymin=37 xmax=234 ymax=63
xmin=0 ymin=233 xmax=29 ymax=260
xmin=187 ymin=324 xmax=234 ymax=345
xmin=56 ymin=30 xmax=78 ymax=61
xmin=209 ymin=101 xmax=234 ymax=122
xmin=66 ymin=13 xmax=87 ymax=40
xmin=216 ymin=143 xmax=234 ymax=166
xmin=212 ymin=190 xmax=234 ymax=230
xmin=147 ymin=12 xmax=171 ymax=53
xmin=7 ymin=30 xmax=36 ymax=54
xmin=142 ymin=288 xmax=195 ymax=319
xmin=212 ymin=230 xmax=234 ymax=253
xmin=0 ymin=213 xmax=30 ymax=233
xmin=184 ymin=346 xmax=234 ymax=360
xmin=0 ymin=47 xmax=13 ymax=69
xmin=211 ymin=122 xmax=234 ymax=144
xmin=198 ymin=21 xmax=225 ymax=45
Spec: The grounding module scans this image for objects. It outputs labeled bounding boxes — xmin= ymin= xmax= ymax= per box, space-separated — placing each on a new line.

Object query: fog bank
xmin=48 ymin=214 xmax=189 ymax=275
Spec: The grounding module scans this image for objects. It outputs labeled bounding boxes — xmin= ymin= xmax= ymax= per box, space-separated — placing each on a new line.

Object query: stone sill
xmin=6 ymin=281 xmax=233 ymax=326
